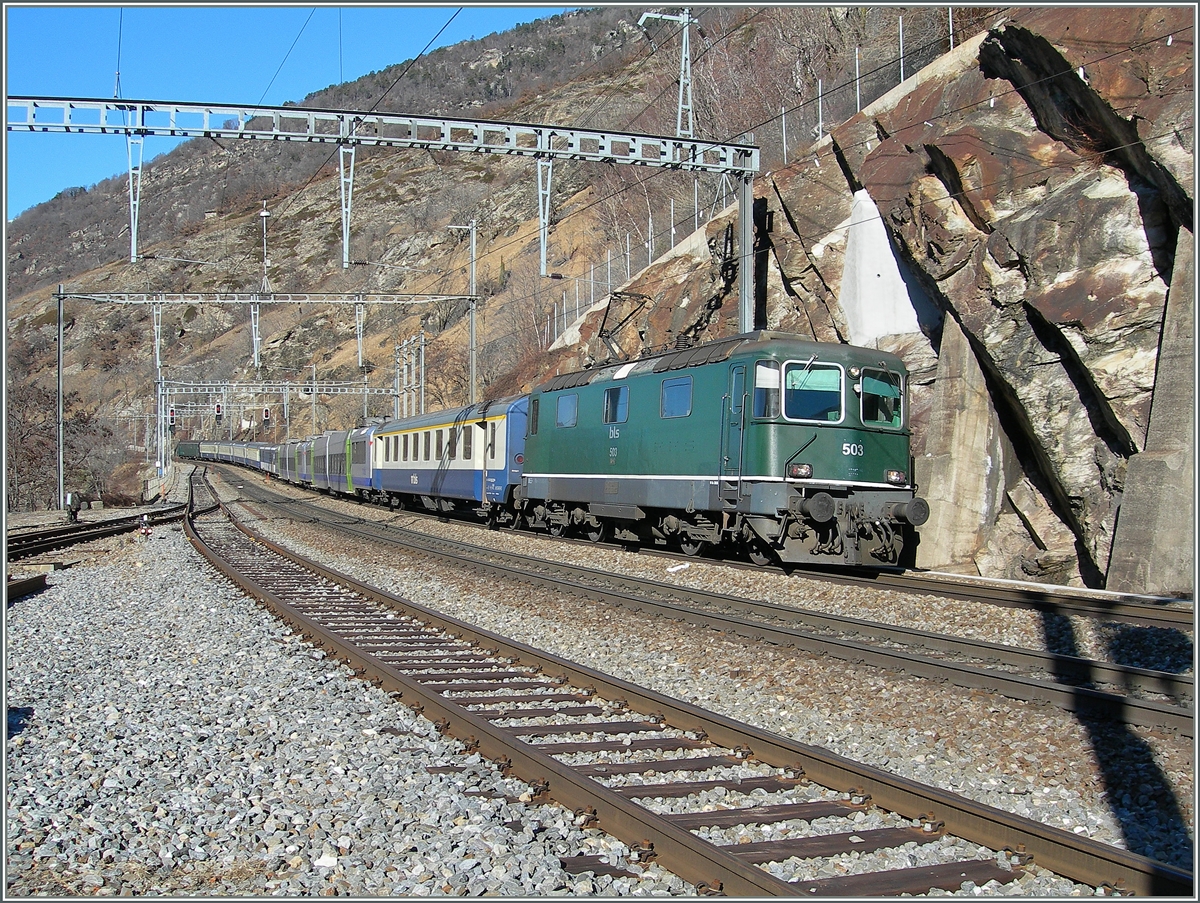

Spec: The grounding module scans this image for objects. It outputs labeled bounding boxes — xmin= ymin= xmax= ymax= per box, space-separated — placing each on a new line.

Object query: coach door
xmin=720 ymin=364 xmax=746 ymax=502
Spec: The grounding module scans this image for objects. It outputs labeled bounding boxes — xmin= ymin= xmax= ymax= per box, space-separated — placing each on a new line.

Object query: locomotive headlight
xmin=849 ymin=366 xmax=860 ymax=378
xmin=788 ymin=462 xmax=813 ymax=479
xmin=886 ymin=469 xmax=907 ymax=485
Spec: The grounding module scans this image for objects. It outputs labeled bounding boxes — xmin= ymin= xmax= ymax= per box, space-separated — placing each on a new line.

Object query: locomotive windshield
xmin=783 ymin=362 xmax=843 ymax=422
xmin=861 ymin=368 xmax=904 ymax=428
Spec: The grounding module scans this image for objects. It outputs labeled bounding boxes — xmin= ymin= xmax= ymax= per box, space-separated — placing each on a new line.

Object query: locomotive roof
xmin=533 ymin=331 xmax=910 ymax=393
xmin=374 ymin=393 xmax=526 ymax=433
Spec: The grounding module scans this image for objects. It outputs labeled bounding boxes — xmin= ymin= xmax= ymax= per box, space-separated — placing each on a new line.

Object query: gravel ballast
xmin=5 ymin=472 xmax=1193 ymax=894
xmin=5 ymin=528 xmax=686 ymax=896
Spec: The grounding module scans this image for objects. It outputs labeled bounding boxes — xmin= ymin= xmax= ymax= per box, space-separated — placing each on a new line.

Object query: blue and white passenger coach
xmin=371 ymin=396 xmax=528 ymax=513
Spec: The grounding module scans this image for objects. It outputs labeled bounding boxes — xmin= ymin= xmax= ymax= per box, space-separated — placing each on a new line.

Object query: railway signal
xmin=263 ymin=407 xmax=270 ymax=423
xmin=215 ymin=402 xmax=223 ymax=422
xmin=168 ymin=407 xmax=175 ymax=425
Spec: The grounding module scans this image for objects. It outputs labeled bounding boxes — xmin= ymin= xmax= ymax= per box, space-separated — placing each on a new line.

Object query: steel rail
xmin=187 ymin=485 xmax=1192 ymax=896
xmin=226 ymin=481 xmax=1193 ymax=736
xmin=203 ymin=460 xmax=1192 ymax=629
xmin=5 ymin=504 xmax=188 ymax=561
xmin=184 ymin=514 xmax=796 ymax=895
xmin=794 ymin=566 xmax=1194 ymax=632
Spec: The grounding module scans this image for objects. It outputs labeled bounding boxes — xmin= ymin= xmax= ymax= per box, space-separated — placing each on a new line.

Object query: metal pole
xmin=818 ymin=79 xmax=823 ymax=137
xmin=949 ymin=7 xmax=954 ymax=50
xmin=648 ymin=210 xmax=653 ymax=266
xmin=419 ymin=330 xmax=425 ymax=414
xmin=57 ymin=286 xmax=64 ymax=509
xmin=469 ymin=220 xmax=477 ymax=405
xmin=311 ymin=365 xmax=317 ymax=431
xmin=900 ymin=16 xmax=905 ymax=82
xmin=781 ymin=106 xmax=787 ymax=164
xmin=856 ymin=48 xmax=861 ymax=111
xmin=394 ymin=344 xmax=401 ymax=420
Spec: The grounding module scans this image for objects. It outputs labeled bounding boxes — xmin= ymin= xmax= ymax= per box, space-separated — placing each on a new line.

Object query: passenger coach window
xmin=464 ymin=424 xmax=473 ymax=460
xmin=489 ymin=423 xmax=497 ymax=459
xmin=436 ymin=430 xmax=444 ymax=459
xmin=603 ymin=385 xmax=629 ymax=424
xmin=556 ymin=394 xmax=578 ymax=428
xmin=753 ymin=361 xmax=781 ymax=417
xmin=448 ymin=429 xmax=456 ymax=460
xmin=661 ymin=376 xmax=692 ymax=418
xmin=861 ymin=368 xmax=903 ymax=428
xmin=784 ymin=362 xmax=843 ymax=422
xmin=423 ymin=431 xmax=431 ymax=460
xmin=385 ymin=437 xmax=391 ymax=463
xmin=402 ymin=435 xmax=408 ymax=462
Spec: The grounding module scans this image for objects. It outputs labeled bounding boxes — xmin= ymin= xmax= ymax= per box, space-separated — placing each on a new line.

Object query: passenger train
xmin=179 ymin=331 xmax=929 ymax=567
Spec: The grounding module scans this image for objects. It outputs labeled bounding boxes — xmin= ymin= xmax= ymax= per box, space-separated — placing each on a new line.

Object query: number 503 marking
xmin=842 ymin=442 xmax=865 ymax=456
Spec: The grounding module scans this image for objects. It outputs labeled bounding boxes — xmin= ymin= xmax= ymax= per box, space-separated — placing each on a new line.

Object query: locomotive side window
xmin=861 ymin=368 xmax=903 ymax=428
xmin=784 ymin=363 xmax=843 ymax=422
xmin=556 ymin=393 xmax=578 ymax=428
xmin=753 ymin=361 xmax=781 ymax=417
xmin=529 ymin=397 xmax=540 ymax=436
xmin=603 ymin=385 xmax=629 ymax=424
xmin=661 ymin=376 xmax=692 ymax=418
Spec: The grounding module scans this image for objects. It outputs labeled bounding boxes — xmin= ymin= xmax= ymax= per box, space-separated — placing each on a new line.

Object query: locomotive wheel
xmin=585 ymin=520 xmax=609 ymax=544
xmin=678 ymin=537 xmax=708 ymax=557
xmin=507 ymin=511 xmax=525 ymax=531
xmin=548 ymin=521 xmax=568 ymax=538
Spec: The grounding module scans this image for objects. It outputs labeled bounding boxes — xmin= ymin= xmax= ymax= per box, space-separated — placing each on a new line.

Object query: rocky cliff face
xmin=566 ymin=7 xmax=1193 ymax=594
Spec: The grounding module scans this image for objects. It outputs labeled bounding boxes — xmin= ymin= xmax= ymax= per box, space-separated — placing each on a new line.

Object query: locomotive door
xmin=720 ymin=364 xmax=746 ymax=502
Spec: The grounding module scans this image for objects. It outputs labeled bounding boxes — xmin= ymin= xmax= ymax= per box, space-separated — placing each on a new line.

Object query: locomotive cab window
xmin=556 ymin=393 xmax=578 ymax=429
xmin=861 ymin=368 xmax=903 ymax=428
xmin=753 ymin=362 xmax=781 ymax=417
xmin=603 ymin=385 xmax=629 ymax=424
xmin=784 ymin=362 xmax=843 ymax=422
xmin=661 ymin=376 xmax=692 ymax=418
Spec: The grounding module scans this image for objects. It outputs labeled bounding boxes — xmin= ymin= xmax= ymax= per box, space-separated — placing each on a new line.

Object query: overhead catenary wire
xmin=137 ymin=11 xmax=1188 ymax=373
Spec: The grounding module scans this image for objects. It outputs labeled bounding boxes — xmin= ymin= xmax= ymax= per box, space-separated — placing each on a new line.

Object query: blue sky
xmin=4 ymin=5 xmax=572 ymax=221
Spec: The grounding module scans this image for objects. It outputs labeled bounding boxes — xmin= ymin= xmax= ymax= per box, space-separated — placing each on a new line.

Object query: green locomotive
xmin=518 ymin=331 xmax=928 ymax=567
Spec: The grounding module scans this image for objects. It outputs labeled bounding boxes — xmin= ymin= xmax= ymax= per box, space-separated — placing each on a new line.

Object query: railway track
xmin=185 ymin=471 xmax=1191 ymax=896
xmin=5 ymin=504 xmax=189 ymax=561
xmin=205 ymin=459 xmax=1193 ymax=631
xmin=218 ymin=471 xmax=1193 ymax=737
xmin=790 ymin=565 xmax=1193 ymax=633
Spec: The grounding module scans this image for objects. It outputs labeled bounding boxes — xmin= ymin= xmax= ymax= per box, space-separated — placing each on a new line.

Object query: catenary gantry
xmin=8 ymin=96 xmax=760 ymax=329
